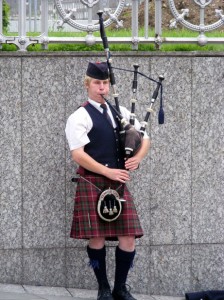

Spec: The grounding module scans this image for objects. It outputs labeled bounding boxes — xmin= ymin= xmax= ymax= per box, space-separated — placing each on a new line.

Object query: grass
xmin=1 ymin=27 xmax=224 ymax=52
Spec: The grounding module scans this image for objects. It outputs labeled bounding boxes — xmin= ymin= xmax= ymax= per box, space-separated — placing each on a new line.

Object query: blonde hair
xmin=84 ymin=75 xmax=110 ymax=88
xmin=84 ymin=75 xmax=93 ymax=87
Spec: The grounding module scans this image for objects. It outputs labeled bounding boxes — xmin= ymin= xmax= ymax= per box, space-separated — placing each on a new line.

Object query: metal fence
xmin=0 ymin=0 xmax=224 ymax=51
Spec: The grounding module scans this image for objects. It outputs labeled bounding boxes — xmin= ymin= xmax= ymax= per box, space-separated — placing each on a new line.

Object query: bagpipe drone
xmin=96 ymin=11 xmax=165 ymax=222
xmin=97 ymin=10 xmax=165 ymax=160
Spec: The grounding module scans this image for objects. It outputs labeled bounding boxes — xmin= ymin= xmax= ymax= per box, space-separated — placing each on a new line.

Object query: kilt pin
xmin=70 ymin=173 xmax=144 ymax=241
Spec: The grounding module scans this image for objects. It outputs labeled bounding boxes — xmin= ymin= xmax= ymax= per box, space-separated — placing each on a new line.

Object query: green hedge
xmin=3 ymin=0 xmax=10 ymax=31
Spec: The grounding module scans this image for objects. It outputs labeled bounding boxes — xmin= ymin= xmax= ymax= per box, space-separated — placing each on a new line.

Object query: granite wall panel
xmin=0 ymin=250 xmax=22 ymax=284
xmin=150 ymin=57 xmax=192 ymax=245
xmin=0 ymin=53 xmax=223 ymax=296
xmin=150 ymin=245 xmax=191 ymax=296
xmin=21 ymin=57 xmax=66 ymax=248
xmin=0 ymin=57 xmax=22 ymax=249
xmin=23 ymin=248 xmax=66 ymax=287
xmin=191 ymin=244 xmax=224 ymax=291
xmin=191 ymin=57 xmax=224 ymax=244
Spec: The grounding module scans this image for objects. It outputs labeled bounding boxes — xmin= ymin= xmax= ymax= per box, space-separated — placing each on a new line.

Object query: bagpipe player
xmin=65 ymin=61 xmax=150 ymax=300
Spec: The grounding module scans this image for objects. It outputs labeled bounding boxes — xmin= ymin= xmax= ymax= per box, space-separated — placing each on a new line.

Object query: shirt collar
xmin=88 ymin=98 xmax=107 ymax=111
xmin=88 ymin=98 xmax=116 ymax=128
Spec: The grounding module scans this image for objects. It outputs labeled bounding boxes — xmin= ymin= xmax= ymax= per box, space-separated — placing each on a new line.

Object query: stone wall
xmin=0 ymin=52 xmax=223 ymax=296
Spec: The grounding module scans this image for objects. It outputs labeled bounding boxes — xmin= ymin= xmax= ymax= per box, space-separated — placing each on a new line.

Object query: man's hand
xmin=105 ymin=168 xmax=130 ymax=183
xmin=124 ymin=138 xmax=150 ymax=171
xmin=125 ymin=156 xmax=140 ymax=171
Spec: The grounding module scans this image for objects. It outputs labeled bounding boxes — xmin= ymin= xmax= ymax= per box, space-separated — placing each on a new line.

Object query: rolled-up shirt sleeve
xmin=65 ymin=107 xmax=92 ymax=151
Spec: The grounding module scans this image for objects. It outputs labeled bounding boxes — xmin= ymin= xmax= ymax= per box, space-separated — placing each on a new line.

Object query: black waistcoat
xmin=83 ymin=102 xmax=125 ymax=169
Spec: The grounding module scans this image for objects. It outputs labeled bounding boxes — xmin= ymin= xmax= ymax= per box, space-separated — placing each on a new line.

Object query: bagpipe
xmin=97 ymin=10 xmax=165 ymax=160
xmin=96 ymin=11 xmax=165 ymax=222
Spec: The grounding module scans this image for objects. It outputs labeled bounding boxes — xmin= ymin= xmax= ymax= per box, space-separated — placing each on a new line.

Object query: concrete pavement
xmin=0 ymin=284 xmax=185 ymax=300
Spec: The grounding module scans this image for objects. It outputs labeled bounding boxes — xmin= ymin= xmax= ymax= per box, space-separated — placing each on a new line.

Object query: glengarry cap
xmin=86 ymin=62 xmax=109 ymax=80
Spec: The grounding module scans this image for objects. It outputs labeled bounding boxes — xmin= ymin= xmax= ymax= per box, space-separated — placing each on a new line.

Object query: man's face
xmin=86 ymin=78 xmax=110 ymax=103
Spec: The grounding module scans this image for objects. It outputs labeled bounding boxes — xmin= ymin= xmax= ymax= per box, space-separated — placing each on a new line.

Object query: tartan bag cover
xmin=70 ymin=174 xmax=144 ymax=241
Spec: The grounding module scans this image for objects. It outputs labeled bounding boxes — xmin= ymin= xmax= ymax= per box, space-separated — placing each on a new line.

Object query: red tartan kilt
xmin=70 ymin=174 xmax=143 ymax=241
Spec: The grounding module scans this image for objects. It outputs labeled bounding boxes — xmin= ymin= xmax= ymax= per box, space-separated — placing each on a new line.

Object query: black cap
xmin=86 ymin=62 xmax=109 ymax=80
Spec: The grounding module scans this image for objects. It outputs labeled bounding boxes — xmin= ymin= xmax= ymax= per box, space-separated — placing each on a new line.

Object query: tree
xmin=3 ymin=0 xmax=10 ymax=31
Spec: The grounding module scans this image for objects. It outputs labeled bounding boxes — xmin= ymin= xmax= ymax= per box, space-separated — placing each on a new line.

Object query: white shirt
xmin=65 ymin=99 xmax=149 ymax=151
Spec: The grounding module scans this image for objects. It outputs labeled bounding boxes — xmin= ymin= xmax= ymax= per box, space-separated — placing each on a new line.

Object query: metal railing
xmin=0 ymin=0 xmax=224 ymax=51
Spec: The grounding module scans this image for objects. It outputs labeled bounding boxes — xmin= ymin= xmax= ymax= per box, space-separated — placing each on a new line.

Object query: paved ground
xmin=0 ymin=284 xmax=185 ymax=300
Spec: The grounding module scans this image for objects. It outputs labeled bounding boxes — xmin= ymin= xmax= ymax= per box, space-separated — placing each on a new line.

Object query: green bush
xmin=3 ymin=0 xmax=10 ymax=31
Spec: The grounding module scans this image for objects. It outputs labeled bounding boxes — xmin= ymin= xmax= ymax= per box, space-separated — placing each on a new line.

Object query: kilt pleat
xmin=70 ymin=174 xmax=143 ymax=241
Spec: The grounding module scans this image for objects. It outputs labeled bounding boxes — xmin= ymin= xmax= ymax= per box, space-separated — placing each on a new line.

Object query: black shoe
xmin=112 ymin=284 xmax=137 ymax=300
xmin=97 ymin=284 xmax=113 ymax=300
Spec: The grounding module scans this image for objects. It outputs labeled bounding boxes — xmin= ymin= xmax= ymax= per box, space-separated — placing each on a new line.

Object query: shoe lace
xmin=119 ymin=284 xmax=136 ymax=300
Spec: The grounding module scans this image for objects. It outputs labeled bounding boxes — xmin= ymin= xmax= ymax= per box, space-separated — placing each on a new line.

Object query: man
xmin=65 ymin=62 xmax=150 ymax=300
